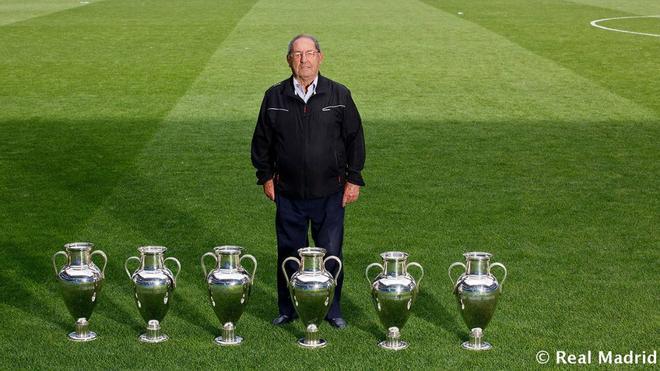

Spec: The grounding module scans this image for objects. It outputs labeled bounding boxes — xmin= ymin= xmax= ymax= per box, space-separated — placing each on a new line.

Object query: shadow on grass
xmin=342 ymin=294 xmax=382 ymax=339
xmin=348 ymin=249 xmax=465 ymax=341
xmin=247 ymin=278 xmax=278 ymax=323
xmin=244 ymin=271 xmax=364 ymax=341
xmin=0 ymin=118 xmax=166 ymax=333
xmin=246 ymin=273 xmax=308 ymax=340
xmin=0 ymin=240 xmax=72 ymax=331
xmin=0 ymin=240 xmax=150 ymax=336
xmin=261 ymin=294 xmax=377 ymax=343
xmin=171 ymin=290 xmax=217 ymax=336
xmin=0 ymin=271 xmax=70 ymax=332
xmin=415 ymin=289 xmax=464 ymax=341
xmin=84 ymin=166 xmax=274 ymax=336
xmin=97 ymin=289 xmax=144 ymax=332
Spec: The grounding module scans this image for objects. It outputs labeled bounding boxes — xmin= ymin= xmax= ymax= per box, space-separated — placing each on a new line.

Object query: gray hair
xmin=287 ymin=34 xmax=321 ymax=56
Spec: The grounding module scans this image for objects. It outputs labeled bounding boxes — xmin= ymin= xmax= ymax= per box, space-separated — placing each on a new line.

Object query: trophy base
xmin=139 ymin=333 xmax=169 ymax=343
xmin=298 ymin=323 xmax=326 ymax=349
xmin=462 ymin=327 xmax=492 ymax=351
xmin=379 ymin=340 xmax=408 ymax=350
xmin=139 ymin=320 xmax=168 ymax=343
xmin=68 ymin=331 xmax=97 ymax=342
xmin=297 ymin=338 xmax=327 ymax=349
xmin=379 ymin=327 xmax=407 ymax=350
xmin=215 ymin=335 xmax=243 ymax=346
xmin=461 ymin=340 xmax=492 ymax=351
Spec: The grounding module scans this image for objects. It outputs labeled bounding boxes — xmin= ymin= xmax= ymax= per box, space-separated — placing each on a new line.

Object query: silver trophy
xmin=366 ymin=251 xmax=423 ymax=350
xmin=282 ymin=247 xmax=342 ymax=349
xmin=52 ymin=242 xmax=107 ymax=341
xmin=125 ymin=246 xmax=181 ymax=343
xmin=201 ymin=246 xmax=257 ymax=346
xmin=449 ymin=252 xmax=507 ymax=351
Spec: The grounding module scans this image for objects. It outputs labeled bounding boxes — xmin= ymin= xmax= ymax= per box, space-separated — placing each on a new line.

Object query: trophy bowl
xmin=449 ymin=251 xmax=507 ymax=351
xmin=282 ymin=247 xmax=341 ymax=349
xmin=366 ymin=251 xmax=423 ymax=350
xmin=52 ymin=242 xmax=107 ymax=342
xmin=202 ymin=245 xmax=257 ymax=346
xmin=125 ymin=246 xmax=180 ymax=343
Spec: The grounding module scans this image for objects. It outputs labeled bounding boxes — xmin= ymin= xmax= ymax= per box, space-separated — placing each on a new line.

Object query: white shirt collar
xmin=293 ymin=76 xmax=318 ymax=103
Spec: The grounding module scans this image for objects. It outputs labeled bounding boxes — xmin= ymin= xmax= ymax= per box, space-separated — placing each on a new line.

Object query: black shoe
xmin=326 ymin=317 xmax=347 ymax=329
xmin=272 ymin=314 xmax=297 ymax=326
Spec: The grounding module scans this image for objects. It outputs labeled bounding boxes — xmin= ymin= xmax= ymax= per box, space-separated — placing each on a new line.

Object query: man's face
xmin=287 ymin=37 xmax=323 ymax=82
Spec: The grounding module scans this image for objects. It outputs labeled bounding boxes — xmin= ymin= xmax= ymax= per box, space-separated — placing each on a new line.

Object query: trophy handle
xmin=124 ymin=256 xmax=140 ymax=279
xmin=240 ymin=254 xmax=258 ymax=282
xmin=448 ymin=262 xmax=466 ymax=285
xmin=365 ymin=263 xmax=384 ymax=285
xmin=91 ymin=250 xmax=108 ymax=274
xmin=406 ymin=262 xmax=424 ymax=287
xmin=489 ymin=262 xmax=508 ymax=288
xmin=324 ymin=256 xmax=343 ymax=282
xmin=52 ymin=251 xmax=67 ymax=276
xmin=281 ymin=257 xmax=300 ymax=285
xmin=164 ymin=257 xmax=182 ymax=282
xmin=200 ymin=252 xmax=216 ymax=278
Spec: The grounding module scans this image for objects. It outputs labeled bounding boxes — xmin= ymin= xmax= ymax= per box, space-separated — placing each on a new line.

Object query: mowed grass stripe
xmin=66 ymin=4 xmax=293 ymax=366
xmin=0 ymin=0 xmax=257 ymax=241
xmin=1 ymin=0 xmax=258 ymax=121
xmin=252 ymin=0 xmax=656 ymax=124
xmin=31 ymin=0 xmax=655 ymax=369
xmin=0 ymin=1 xmax=257 ymax=367
xmin=147 ymin=0 xmax=657 ymax=125
xmin=0 ymin=0 xmax=95 ymax=26
xmin=1 ymin=0 xmax=658 ymax=369
xmin=421 ymin=0 xmax=660 ymax=115
xmin=568 ymin=0 xmax=660 ymax=15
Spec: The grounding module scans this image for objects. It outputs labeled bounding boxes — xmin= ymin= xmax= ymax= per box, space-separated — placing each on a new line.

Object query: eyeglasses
xmin=289 ymin=50 xmax=319 ymax=59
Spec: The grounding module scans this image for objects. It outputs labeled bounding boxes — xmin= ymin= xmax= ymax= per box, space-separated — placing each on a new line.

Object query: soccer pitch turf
xmin=0 ymin=0 xmax=658 ymax=368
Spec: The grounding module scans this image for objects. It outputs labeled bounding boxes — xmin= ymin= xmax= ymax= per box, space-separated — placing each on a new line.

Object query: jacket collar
xmin=284 ymin=73 xmax=328 ymax=99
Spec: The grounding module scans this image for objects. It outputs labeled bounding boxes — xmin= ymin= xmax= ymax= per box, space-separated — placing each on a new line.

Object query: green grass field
xmin=1 ymin=0 xmax=658 ymax=368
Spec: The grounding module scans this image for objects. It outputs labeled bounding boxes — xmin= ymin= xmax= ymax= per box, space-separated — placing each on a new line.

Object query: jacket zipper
xmin=302 ymin=102 xmax=309 ymax=198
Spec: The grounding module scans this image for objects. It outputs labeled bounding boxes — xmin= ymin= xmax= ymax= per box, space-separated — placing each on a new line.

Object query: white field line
xmin=590 ymin=15 xmax=660 ymax=37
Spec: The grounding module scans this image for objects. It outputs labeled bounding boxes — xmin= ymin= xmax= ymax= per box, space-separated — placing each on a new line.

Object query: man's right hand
xmin=263 ymin=179 xmax=275 ymax=201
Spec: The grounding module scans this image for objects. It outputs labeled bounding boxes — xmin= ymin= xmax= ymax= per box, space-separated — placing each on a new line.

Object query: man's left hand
xmin=342 ymin=182 xmax=360 ymax=207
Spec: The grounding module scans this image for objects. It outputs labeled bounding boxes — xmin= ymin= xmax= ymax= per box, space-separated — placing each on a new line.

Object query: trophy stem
xmin=68 ymin=317 xmax=97 ymax=342
xmin=462 ymin=327 xmax=492 ymax=351
xmin=215 ymin=322 xmax=243 ymax=346
xmin=379 ymin=326 xmax=408 ymax=350
xmin=298 ymin=324 xmax=327 ymax=349
xmin=139 ymin=320 xmax=169 ymax=343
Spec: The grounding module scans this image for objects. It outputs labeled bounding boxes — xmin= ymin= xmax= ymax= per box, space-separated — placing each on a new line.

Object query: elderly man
xmin=251 ymin=34 xmax=366 ymax=329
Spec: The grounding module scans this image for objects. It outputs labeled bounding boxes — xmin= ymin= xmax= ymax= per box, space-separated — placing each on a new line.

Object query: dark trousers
xmin=276 ymin=191 xmax=344 ymax=319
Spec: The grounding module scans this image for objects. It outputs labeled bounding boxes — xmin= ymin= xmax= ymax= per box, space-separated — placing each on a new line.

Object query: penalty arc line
xmin=590 ymin=15 xmax=660 ymax=38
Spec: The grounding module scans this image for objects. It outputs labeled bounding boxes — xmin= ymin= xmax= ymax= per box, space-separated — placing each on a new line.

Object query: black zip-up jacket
xmin=251 ymin=74 xmax=366 ymax=199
